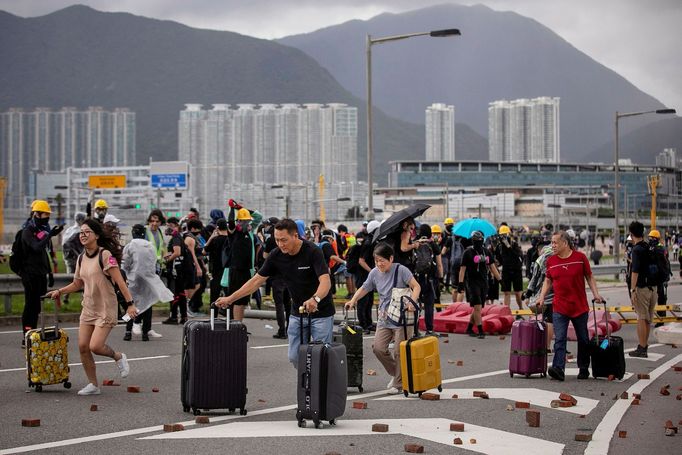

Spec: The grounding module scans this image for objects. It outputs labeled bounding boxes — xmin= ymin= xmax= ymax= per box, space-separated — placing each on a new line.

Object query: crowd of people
xmin=12 ymin=195 xmax=681 ymax=395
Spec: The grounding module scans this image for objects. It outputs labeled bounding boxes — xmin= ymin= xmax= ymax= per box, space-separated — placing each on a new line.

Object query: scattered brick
xmin=559 ymin=393 xmax=578 ymax=406
xmin=515 ymin=401 xmax=530 ymax=409
xmin=473 ymin=391 xmax=487 ymax=398
xmin=469 ymin=438 xmax=477 ymax=444
xmin=420 ymin=393 xmax=440 ymax=401
xmin=620 ymin=392 xmax=628 ymax=400
xmin=600 ymin=392 xmax=605 ymax=396
xmin=456 ymin=360 xmax=464 ymax=366
xmin=90 ymin=404 xmax=98 ymax=412
xmin=152 ymin=388 xmax=159 ymax=393
xmin=442 ymin=338 xmax=449 ymax=344
xmin=163 ymin=424 xmax=185 ymax=432
xmin=404 ymin=443 xmax=424 ymax=453
xmin=526 ymin=410 xmax=540 ymax=428
xmin=367 ymin=369 xmax=377 ymax=376
xmin=665 ymin=420 xmax=678 ymax=433
xmin=449 ymin=423 xmax=464 ymax=432
xmin=372 ymin=423 xmax=389 ymax=433
xmin=447 ymin=360 xmax=456 ymax=364
xmin=472 ymin=349 xmax=476 ymax=352
xmin=127 ymin=386 xmax=141 ymax=393
xmin=575 ymin=433 xmax=592 ymax=442
xmin=618 ymin=430 xmax=627 ymax=438
xmin=665 ymin=428 xmax=676 ymax=437
xmin=631 ymin=399 xmax=640 ymax=405
xmin=499 ymin=336 xmax=506 ymax=340
xmin=672 ymin=344 xmax=678 ymax=349
xmin=607 ymin=375 xmax=615 ymax=381
xmin=633 ymin=393 xmax=641 ymax=400
xmin=551 ymin=400 xmax=574 ymax=408
xmin=579 ymin=415 xmax=586 ymax=418
xmin=676 ymin=394 xmax=682 ymax=401
xmin=453 ymin=438 xmax=463 ymax=445
xmin=352 ymin=401 xmax=367 ymax=409
xmin=637 ymin=373 xmax=650 ymax=379
xmin=21 ymin=419 xmax=40 ymax=427
xmin=102 ymin=379 xmax=114 ymax=386
xmin=660 ymin=387 xmax=670 ymax=396
xmin=451 ymin=394 xmax=459 ymax=399
xmin=258 ymin=399 xmax=266 ymax=403
xmin=672 ymin=366 xmax=682 ymax=372
xmin=195 ymin=416 xmax=210 ymax=424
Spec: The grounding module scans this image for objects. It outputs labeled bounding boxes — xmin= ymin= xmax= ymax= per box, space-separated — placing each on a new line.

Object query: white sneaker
xmin=147 ymin=330 xmax=163 ymax=338
xmin=116 ymin=353 xmax=130 ymax=378
xmin=77 ymin=383 xmax=101 ymax=396
xmin=386 ymin=387 xmax=401 ymax=395
xmin=131 ymin=323 xmax=142 ymax=336
xmin=387 ymin=378 xmax=395 ymax=389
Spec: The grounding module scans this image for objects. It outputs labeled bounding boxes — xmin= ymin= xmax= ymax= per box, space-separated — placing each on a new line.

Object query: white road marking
xmin=140 ymin=418 xmax=565 ymax=455
xmin=563 ymin=368 xmax=634 ymax=381
xmin=0 ymin=355 xmax=170 ymax=373
xmin=378 ymin=387 xmax=599 ymax=415
xmin=584 ymin=352 xmax=682 ymax=455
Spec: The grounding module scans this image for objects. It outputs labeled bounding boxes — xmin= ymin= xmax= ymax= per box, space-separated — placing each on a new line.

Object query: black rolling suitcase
xmin=588 ymin=300 xmax=626 ymax=380
xmin=181 ymin=304 xmax=248 ymax=416
xmin=296 ymin=312 xmax=347 ymax=428
xmin=332 ymin=310 xmax=364 ymax=393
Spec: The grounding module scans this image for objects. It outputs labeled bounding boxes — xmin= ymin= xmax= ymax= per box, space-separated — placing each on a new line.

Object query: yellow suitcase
xmin=400 ymin=334 xmax=442 ymax=397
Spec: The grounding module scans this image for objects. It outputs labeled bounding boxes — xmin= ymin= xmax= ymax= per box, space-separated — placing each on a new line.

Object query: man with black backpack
xmin=12 ymin=200 xmax=64 ymax=344
xmin=646 ymin=229 xmax=671 ymax=328
xmin=414 ymin=224 xmax=443 ymax=336
xmin=628 ymin=221 xmax=659 ymax=358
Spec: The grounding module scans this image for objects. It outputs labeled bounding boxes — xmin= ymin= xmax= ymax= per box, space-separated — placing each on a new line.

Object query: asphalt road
xmin=1 ymin=283 xmax=681 ymax=455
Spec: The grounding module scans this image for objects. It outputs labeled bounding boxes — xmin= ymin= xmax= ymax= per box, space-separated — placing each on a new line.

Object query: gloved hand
xmin=456 ymin=283 xmax=465 ymax=294
xmin=228 ymin=199 xmax=242 ymax=210
xmin=50 ymin=225 xmax=64 ymax=237
xmin=48 ymin=275 xmax=55 ymax=287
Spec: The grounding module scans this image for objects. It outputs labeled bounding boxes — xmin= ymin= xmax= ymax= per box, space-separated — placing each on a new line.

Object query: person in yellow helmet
xmin=93 ymin=199 xmax=109 ymax=223
xmin=16 ymin=200 xmax=64 ymax=344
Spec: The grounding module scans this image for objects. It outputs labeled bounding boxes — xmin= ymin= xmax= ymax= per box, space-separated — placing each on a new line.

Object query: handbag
xmin=386 ymin=265 xmax=415 ymax=326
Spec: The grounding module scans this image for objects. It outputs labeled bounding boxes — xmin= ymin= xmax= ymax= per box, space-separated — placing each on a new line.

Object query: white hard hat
xmin=103 ymin=214 xmax=120 ymax=225
xmin=566 ymin=229 xmax=576 ymax=239
xmin=366 ymin=220 xmax=381 ymax=234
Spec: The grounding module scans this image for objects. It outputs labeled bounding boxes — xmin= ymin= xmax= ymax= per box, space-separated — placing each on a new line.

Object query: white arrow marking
xmin=378 ymin=388 xmax=598 ymax=415
xmin=140 ymin=418 xmax=565 ymax=455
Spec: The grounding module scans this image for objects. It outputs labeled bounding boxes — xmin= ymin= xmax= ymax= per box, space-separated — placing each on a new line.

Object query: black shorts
xmin=228 ymin=268 xmax=253 ymax=306
xmin=466 ymin=285 xmax=487 ymax=307
xmin=173 ymin=269 xmax=197 ymax=293
xmin=450 ymin=266 xmax=461 ymax=287
xmin=542 ymin=303 xmax=553 ymax=324
xmin=501 ymin=269 xmax=523 ymax=292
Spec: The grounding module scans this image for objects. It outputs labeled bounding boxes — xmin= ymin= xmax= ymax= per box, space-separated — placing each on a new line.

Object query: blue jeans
xmin=287 ymin=314 xmax=334 ymax=367
xmin=552 ymin=311 xmax=590 ymax=371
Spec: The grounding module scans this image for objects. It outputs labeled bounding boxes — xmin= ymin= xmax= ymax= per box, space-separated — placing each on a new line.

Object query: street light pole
xmin=366 ymin=28 xmax=460 ymax=219
xmin=613 ymin=107 xmax=676 ymax=263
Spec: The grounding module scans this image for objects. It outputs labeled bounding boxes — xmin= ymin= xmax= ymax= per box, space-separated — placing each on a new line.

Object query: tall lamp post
xmin=366 ymin=28 xmax=461 ymax=218
xmin=613 ymin=107 xmax=676 ymax=262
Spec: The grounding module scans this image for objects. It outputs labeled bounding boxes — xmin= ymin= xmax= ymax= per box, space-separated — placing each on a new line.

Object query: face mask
xmin=238 ymin=221 xmax=250 ymax=231
xmin=649 ymin=238 xmax=659 ymax=246
xmin=473 ymin=240 xmax=484 ymax=250
xmin=35 ymin=217 xmax=49 ymax=226
xmin=165 ymin=227 xmax=174 ymax=236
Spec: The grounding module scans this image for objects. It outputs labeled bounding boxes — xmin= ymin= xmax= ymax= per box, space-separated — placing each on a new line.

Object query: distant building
xmin=0 ymin=106 xmax=135 ymax=208
xmin=656 ymin=148 xmax=680 ymax=168
xmin=425 ymin=103 xmax=455 ymax=161
xmin=488 ymin=97 xmax=559 ymax=163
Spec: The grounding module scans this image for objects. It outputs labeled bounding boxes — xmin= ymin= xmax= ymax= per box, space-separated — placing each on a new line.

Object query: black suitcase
xmin=588 ymin=300 xmax=626 ymax=380
xmin=332 ymin=311 xmax=364 ymax=393
xmin=181 ymin=305 xmax=248 ymax=416
xmin=296 ymin=312 xmax=347 ymax=428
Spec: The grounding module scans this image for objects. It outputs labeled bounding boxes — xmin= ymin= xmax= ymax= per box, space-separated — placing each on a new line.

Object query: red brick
xmin=619 ymin=392 xmax=628 ymax=400
xmin=575 ymin=433 xmax=592 ymax=442
xmin=526 ymin=410 xmax=540 ymax=427
xmin=672 ymin=344 xmax=678 ymax=349
xmin=420 ymin=393 xmax=440 ymax=401
xmin=551 ymin=400 xmax=574 ymax=408
xmin=559 ymin=392 xmax=578 ymax=405
xmin=515 ymin=401 xmax=530 ymax=409
xmin=453 ymin=438 xmax=463 ymax=445
xmin=450 ymin=423 xmax=464 ymax=431
xmin=404 ymin=443 xmax=424 ymax=453
xmin=352 ymin=401 xmax=367 ymax=409
xmin=660 ymin=387 xmax=670 ymax=396
xmin=258 ymin=399 xmax=266 ymax=403
xmin=637 ymin=373 xmax=650 ymax=379
xmin=456 ymin=360 xmax=464 ymax=366
xmin=607 ymin=375 xmax=615 ymax=381
xmin=678 ymin=420 xmax=682 ymax=426
xmin=672 ymin=366 xmax=682 ymax=372
xmin=499 ymin=336 xmax=506 ymax=340
xmin=631 ymin=399 xmax=640 ymax=405
xmin=152 ymin=388 xmax=159 ymax=393
xmin=473 ymin=390 xmax=487 ymax=397
xmin=21 ymin=419 xmax=40 ymax=427
xmin=632 ymin=393 xmax=641 ymax=400
xmin=665 ymin=428 xmax=676 ymax=436
xmin=442 ymin=338 xmax=449 ymax=344
xmin=195 ymin=416 xmax=210 ymax=424
xmin=90 ymin=404 xmax=98 ymax=412
xmin=163 ymin=423 xmax=185 ymax=432
xmin=618 ymin=430 xmax=627 ymax=438
xmin=102 ymin=379 xmax=114 ymax=386
xmin=324 ymin=453 xmax=342 ymax=455
xmin=367 ymin=369 xmax=377 ymax=376
xmin=127 ymin=386 xmax=141 ymax=393
xmin=665 ymin=420 xmax=676 ymax=429
xmin=451 ymin=394 xmax=459 ymax=399
xmin=372 ymin=423 xmax=389 ymax=432
xmin=676 ymin=394 xmax=682 ymax=401
xmin=469 ymin=439 xmax=477 ymax=444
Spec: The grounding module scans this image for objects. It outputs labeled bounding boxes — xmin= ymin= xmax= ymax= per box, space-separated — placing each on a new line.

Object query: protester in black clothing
xmin=203 ymin=218 xmax=229 ymax=305
xmin=161 ymin=218 xmax=193 ymax=325
xmin=357 ymin=220 xmax=381 ymax=332
xmin=186 ymin=219 xmax=207 ymax=314
xmin=414 ymin=224 xmax=443 ymax=335
xmin=18 ymin=200 xmax=63 ymax=342
xmin=458 ymin=231 xmax=501 ymax=338
xmin=628 ymin=221 xmax=657 ymax=358
xmin=390 ymin=217 xmax=417 ymax=271
xmin=495 ymin=225 xmax=525 ymax=310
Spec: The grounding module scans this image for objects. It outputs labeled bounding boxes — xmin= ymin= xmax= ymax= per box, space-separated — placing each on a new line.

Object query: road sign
xmin=151 ymin=173 xmax=187 ymax=189
xmin=88 ymin=175 xmax=126 ymax=189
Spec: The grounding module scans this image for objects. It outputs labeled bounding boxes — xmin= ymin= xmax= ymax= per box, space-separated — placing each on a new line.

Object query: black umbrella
xmin=372 ymin=203 xmax=431 ymax=243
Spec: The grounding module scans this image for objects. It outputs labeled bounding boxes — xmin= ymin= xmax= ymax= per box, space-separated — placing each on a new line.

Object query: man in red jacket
xmin=536 ymin=231 xmax=604 ymax=381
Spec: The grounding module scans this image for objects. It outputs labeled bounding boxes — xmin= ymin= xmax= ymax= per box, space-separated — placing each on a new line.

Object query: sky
xmin=1 ymin=0 xmax=680 ymax=112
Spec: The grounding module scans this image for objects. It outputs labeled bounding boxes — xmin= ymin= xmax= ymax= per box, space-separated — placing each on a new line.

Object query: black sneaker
xmin=577 ymin=368 xmax=590 ymax=380
xmin=478 ymin=332 xmax=486 ymax=339
xmin=161 ymin=317 xmax=179 ymax=325
xmin=467 ymin=331 xmax=478 ymax=337
xmin=142 ymin=333 xmax=150 ymax=342
xmin=548 ymin=366 xmax=565 ymax=381
xmin=272 ymin=332 xmax=286 ymax=339
xmin=628 ymin=345 xmax=648 ymax=358
xmin=123 ymin=332 xmax=132 ymax=341
xmin=180 ymin=317 xmax=188 ymax=325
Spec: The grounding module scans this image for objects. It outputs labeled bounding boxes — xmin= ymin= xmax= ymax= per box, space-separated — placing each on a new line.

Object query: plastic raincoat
xmin=121 ymin=239 xmax=174 ymax=314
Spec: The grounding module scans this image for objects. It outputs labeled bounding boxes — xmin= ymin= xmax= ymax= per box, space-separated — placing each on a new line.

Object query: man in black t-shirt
xmin=202 ymin=218 xmax=229 ymax=304
xmin=494 ymin=225 xmax=525 ymax=310
xmin=628 ymin=221 xmax=657 ymax=358
xmin=458 ymin=231 xmax=501 ymax=338
xmin=216 ymin=219 xmax=332 ymax=367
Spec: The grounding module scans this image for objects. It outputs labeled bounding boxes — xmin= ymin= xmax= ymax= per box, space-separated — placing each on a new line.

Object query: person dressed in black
xmin=186 ymin=219 xmax=208 ymax=315
xmin=458 ymin=231 xmax=501 ymax=338
xmin=357 ymin=220 xmax=381 ymax=333
xmin=414 ymin=224 xmax=443 ymax=336
xmin=203 ymin=218 xmax=229 ymax=305
xmin=161 ymin=217 xmax=194 ymax=325
xmin=389 ymin=217 xmax=417 ymax=272
xmin=262 ymin=217 xmax=292 ymax=339
xmin=495 ymin=225 xmax=525 ymax=310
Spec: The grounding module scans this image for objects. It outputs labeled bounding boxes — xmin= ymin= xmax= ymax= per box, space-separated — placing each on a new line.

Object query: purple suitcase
xmin=509 ymin=316 xmax=547 ymax=378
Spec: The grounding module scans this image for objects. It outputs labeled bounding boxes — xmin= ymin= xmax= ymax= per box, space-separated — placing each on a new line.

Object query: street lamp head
xmin=655 ymin=108 xmax=676 ymax=114
xmin=429 ymin=29 xmax=461 ymax=37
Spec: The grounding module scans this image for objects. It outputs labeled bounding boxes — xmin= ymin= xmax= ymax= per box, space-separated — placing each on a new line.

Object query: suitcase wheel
xmin=509 ymin=372 xmax=514 ymax=378
xmin=297 ymin=419 xmax=306 ymax=428
xmin=403 ymin=390 xmax=409 ymax=397
xmin=183 ymin=406 xmax=190 ymax=413
xmin=358 ymin=386 xmax=364 ymax=393
xmin=192 ymin=408 xmax=201 ymax=416
xmin=35 ymin=384 xmax=43 ymax=393
xmin=314 ymin=419 xmax=321 ymax=429
xmin=240 ymin=408 xmax=247 ymax=416
xmin=329 ymin=419 xmax=336 ymax=426
xmin=437 ymin=385 xmax=442 ymax=392
xmin=64 ymin=381 xmax=72 ymax=389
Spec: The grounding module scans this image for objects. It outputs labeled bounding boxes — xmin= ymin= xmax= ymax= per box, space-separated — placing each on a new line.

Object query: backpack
xmin=345 ymin=244 xmax=362 ymax=274
xmin=9 ymin=229 xmax=24 ymax=276
xmin=449 ymin=237 xmax=464 ymax=268
xmin=77 ymin=249 xmax=126 ymax=295
xmin=646 ymin=244 xmax=670 ymax=286
xmin=414 ymin=242 xmax=435 ymax=274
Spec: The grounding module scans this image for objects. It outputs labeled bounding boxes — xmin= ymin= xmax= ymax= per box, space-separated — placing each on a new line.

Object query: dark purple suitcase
xmin=509 ymin=316 xmax=547 ymax=378
xmin=181 ymin=307 xmax=248 ymax=416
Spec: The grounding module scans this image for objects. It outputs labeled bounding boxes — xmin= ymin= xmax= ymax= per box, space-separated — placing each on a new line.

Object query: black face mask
xmin=34 ymin=217 xmax=49 ymax=226
xmin=473 ymin=240 xmax=484 ymax=250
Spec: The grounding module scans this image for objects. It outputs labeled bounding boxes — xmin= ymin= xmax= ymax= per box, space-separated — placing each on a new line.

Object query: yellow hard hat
xmin=431 ymin=225 xmax=442 ymax=234
xmin=444 ymin=217 xmax=454 ymax=225
xmin=236 ymin=208 xmax=252 ymax=221
xmin=648 ymin=229 xmax=661 ymax=239
xmin=94 ymin=199 xmax=108 ymax=209
xmin=31 ymin=200 xmax=52 ymax=214
xmin=499 ymin=225 xmax=511 ymax=235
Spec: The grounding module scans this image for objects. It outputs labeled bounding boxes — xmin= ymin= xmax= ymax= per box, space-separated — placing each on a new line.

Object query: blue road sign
xmin=151 ymin=173 xmax=187 ymax=189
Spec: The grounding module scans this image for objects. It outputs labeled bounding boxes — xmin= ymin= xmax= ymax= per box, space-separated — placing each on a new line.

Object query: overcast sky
xmin=2 ymin=0 xmax=680 ymax=111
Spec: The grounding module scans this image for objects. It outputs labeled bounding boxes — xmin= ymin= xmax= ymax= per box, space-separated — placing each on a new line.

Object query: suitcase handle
xmin=40 ymin=295 xmax=61 ymax=332
xmin=299 ymin=306 xmax=312 ymax=344
xmin=400 ymin=295 xmax=420 ymax=341
xmin=209 ymin=302 xmax=230 ymax=331
xmin=591 ymin=298 xmax=609 ymax=341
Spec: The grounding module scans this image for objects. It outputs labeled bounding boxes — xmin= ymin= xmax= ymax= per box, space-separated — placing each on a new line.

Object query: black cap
xmin=167 ymin=217 xmax=180 ymax=225
xmin=266 ymin=216 xmax=280 ymax=225
xmin=131 ymin=224 xmax=146 ymax=239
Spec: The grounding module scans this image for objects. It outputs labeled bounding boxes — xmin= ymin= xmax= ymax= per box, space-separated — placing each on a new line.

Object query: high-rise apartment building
xmin=488 ymin=97 xmax=559 ymax=163
xmin=425 ymin=103 xmax=455 ymax=161
xmin=0 ymin=106 xmax=135 ymax=208
xmin=655 ymin=148 xmax=680 ymax=168
xmin=179 ymin=103 xmax=358 ymax=213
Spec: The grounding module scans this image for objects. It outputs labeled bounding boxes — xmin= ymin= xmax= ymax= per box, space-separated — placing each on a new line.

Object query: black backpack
xmin=646 ymin=244 xmax=670 ymax=286
xmin=9 ymin=229 xmax=24 ymax=276
xmin=345 ymin=244 xmax=362 ymax=274
xmin=450 ymin=237 xmax=464 ymax=268
xmin=414 ymin=242 xmax=435 ymax=274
